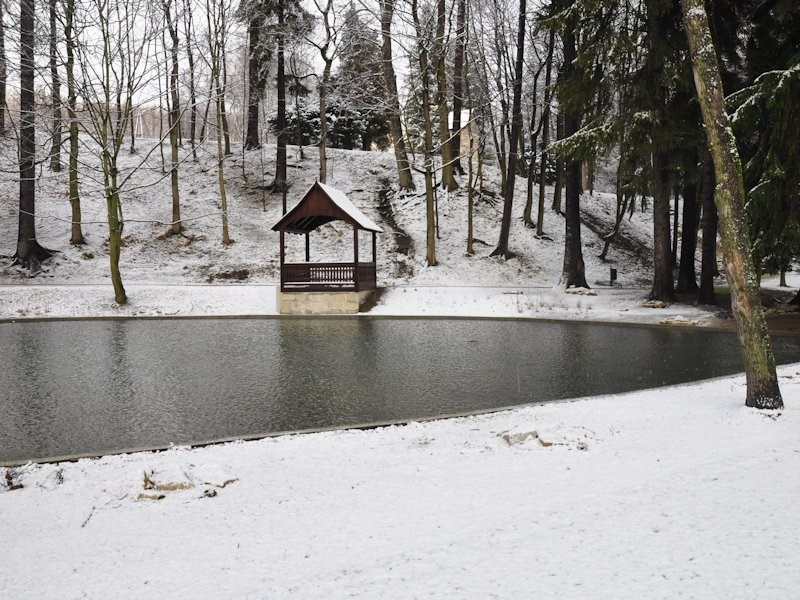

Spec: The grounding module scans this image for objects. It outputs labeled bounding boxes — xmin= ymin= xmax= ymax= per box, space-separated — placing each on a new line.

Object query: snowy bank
xmin=2 ymin=366 xmax=799 ymax=599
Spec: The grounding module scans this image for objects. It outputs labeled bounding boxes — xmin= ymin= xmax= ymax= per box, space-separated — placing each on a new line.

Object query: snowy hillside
xmin=0 ymin=139 xmax=655 ymax=290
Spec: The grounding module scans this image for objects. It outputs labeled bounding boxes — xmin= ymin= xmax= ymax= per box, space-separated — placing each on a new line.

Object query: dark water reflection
xmin=1 ymin=317 xmax=798 ymax=462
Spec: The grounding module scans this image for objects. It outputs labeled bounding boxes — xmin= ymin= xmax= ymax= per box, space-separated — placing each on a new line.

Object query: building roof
xmin=271 ymin=181 xmax=383 ymax=234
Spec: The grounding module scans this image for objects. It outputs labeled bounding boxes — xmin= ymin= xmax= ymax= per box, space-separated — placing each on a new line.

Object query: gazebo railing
xmin=281 ymin=262 xmax=376 ymax=292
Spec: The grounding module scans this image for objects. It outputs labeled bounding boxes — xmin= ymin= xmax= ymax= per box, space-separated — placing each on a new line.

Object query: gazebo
xmin=271 ymin=181 xmax=383 ymax=295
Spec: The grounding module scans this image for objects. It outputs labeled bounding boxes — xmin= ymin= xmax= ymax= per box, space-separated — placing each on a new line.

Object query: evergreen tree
xmin=329 ymin=6 xmax=391 ymax=151
xmin=242 ymin=0 xmax=312 ymax=190
xmin=727 ymin=0 xmax=800 ymax=285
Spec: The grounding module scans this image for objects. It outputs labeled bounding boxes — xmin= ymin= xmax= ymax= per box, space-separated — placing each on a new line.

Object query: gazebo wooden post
xmin=305 ymin=232 xmax=310 ymax=262
xmin=372 ymin=231 xmax=377 ymax=263
xmin=353 ymin=227 xmax=360 ymax=291
xmin=279 ymin=229 xmax=286 ymax=291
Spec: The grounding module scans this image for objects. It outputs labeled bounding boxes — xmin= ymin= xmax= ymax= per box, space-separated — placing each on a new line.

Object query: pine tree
xmin=329 ymin=6 xmax=391 ymax=151
xmin=727 ymin=0 xmax=800 ymax=287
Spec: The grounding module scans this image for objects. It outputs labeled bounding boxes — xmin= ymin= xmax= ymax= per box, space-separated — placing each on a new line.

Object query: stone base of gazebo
xmin=277 ymin=289 xmax=378 ymax=315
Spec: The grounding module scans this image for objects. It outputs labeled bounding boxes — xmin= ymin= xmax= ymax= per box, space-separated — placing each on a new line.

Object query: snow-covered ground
xmin=2 ymin=142 xmax=799 ymax=598
xmin=3 ymin=369 xmax=799 ymax=599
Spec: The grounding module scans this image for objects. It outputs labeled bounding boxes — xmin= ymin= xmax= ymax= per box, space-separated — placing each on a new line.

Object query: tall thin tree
xmin=49 ymin=0 xmax=62 ymax=172
xmin=490 ymin=0 xmax=526 ymax=259
xmin=379 ymin=0 xmax=415 ymax=190
xmin=449 ymin=0 xmax=467 ymax=176
xmin=64 ymin=0 xmax=84 ymax=244
xmin=435 ymin=0 xmax=457 ymax=190
xmin=164 ymin=0 xmax=182 ymax=234
xmin=0 ymin=0 xmax=6 ymax=134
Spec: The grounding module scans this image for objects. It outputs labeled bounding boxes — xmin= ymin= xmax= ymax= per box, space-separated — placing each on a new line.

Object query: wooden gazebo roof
xmin=271 ymin=181 xmax=383 ymax=235
xmin=271 ymin=182 xmax=382 ymax=293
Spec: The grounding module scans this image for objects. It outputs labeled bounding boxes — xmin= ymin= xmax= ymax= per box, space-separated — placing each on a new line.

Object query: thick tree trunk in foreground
xmin=681 ymin=0 xmax=782 ymax=409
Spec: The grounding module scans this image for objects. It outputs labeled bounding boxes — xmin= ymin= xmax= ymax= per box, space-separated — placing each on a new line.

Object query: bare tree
xmin=72 ymin=0 xmax=162 ymax=302
xmin=379 ymin=0 xmax=414 ymax=190
xmin=490 ymin=0 xmax=526 ymax=259
xmin=0 ymin=0 xmax=6 ymax=135
xmin=535 ymin=29 xmax=556 ymax=237
xmin=182 ymin=0 xmax=198 ymax=160
xmin=163 ymin=0 xmax=182 ymax=234
xmin=48 ymin=0 xmax=62 ymax=172
xmin=449 ymin=0 xmax=466 ymax=176
xmin=308 ymin=0 xmax=337 ymax=182
xmin=411 ymin=0 xmax=436 ymax=265
xmin=206 ymin=0 xmax=232 ymax=242
xmin=434 ymin=0 xmax=456 ymax=190
xmin=63 ymin=0 xmax=84 ymax=244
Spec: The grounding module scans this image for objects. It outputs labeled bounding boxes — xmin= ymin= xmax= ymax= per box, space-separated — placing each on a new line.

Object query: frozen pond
xmin=2 ymin=317 xmax=799 ymax=463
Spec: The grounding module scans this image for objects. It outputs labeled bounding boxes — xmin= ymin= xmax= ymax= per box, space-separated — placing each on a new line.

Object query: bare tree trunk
xmin=559 ymin=19 xmax=587 ymax=288
xmin=647 ymin=5 xmax=675 ymax=302
xmin=15 ymin=0 xmax=55 ymax=268
xmin=490 ymin=0 xmax=526 ymax=259
xmin=0 ymin=0 xmax=5 ymax=134
xmin=220 ymin=0 xmax=231 ymax=157
xmin=183 ymin=0 xmax=197 ymax=160
xmin=681 ymin=0 xmax=782 ymax=409
xmin=244 ymin=17 xmax=262 ymax=150
xmin=522 ymin=66 xmax=540 ymax=227
xmin=164 ymin=0 xmax=182 ymax=234
xmin=650 ymin=149 xmax=676 ymax=300
xmin=379 ymin=0 xmax=414 ymax=191
xmin=449 ymin=0 xmax=466 ymax=176
xmin=49 ymin=0 xmax=62 ymax=171
xmin=676 ymin=181 xmax=700 ymax=293
xmin=536 ymin=31 xmax=556 ymax=237
xmin=435 ymin=0 xmax=457 ymax=191
xmin=467 ymin=137 xmax=474 ymax=255
xmin=273 ymin=0 xmax=287 ymax=191
xmin=64 ymin=0 xmax=83 ymax=244
xmin=103 ymin=157 xmax=127 ymax=304
xmin=314 ymin=0 xmax=334 ymax=185
xmin=318 ymin=59 xmax=332 ymax=182
xmin=411 ymin=0 xmax=436 ymax=265
xmin=216 ymin=83 xmax=230 ymax=245
xmin=205 ymin=0 xmax=231 ymax=243
xmin=552 ymin=111 xmax=564 ymax=213
xmin=698 ymin=150 xmax=718 ymax=304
